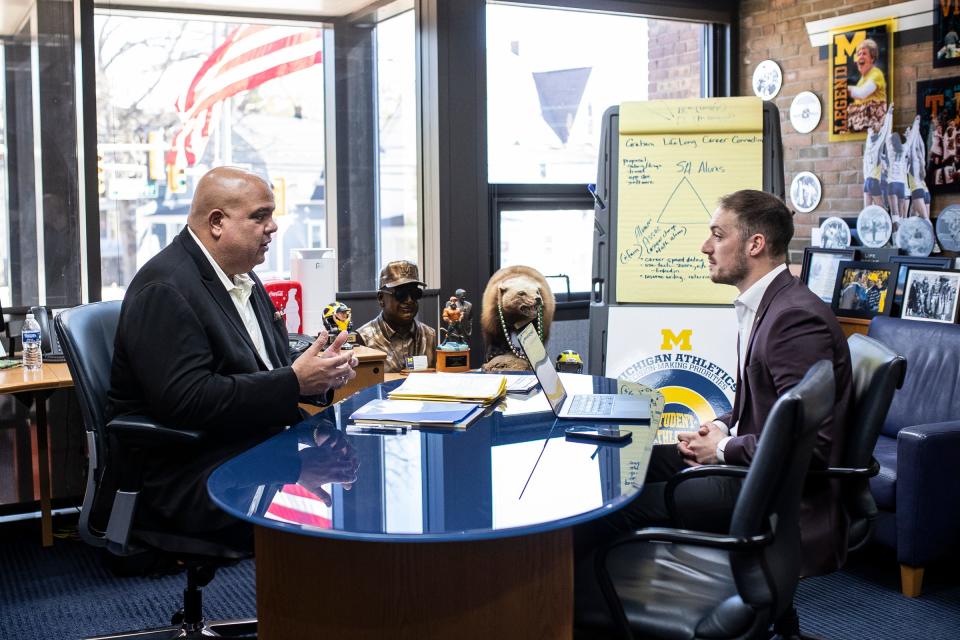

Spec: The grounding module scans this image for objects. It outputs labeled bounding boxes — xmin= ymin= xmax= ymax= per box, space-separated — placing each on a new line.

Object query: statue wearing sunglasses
xmin=356 ymin=260 xmax=437 ymax=373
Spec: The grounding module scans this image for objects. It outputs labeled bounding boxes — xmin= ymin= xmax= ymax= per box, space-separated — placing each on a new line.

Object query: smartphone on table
xmin=564 ymin=426 xmax=632 ymax=443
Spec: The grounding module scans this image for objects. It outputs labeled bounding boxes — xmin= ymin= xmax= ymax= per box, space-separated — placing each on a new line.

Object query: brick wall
xmin=648 ymin=19 xmax=702 ymax=100
xmin=740 ymin=0 xmax=959 ymax=260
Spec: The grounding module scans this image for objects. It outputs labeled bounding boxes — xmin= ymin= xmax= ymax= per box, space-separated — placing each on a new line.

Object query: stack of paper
xmin=388 ymin=372 xmax=507 ymax=405
xmin=349 ymin=399 xmax=484 ymax=429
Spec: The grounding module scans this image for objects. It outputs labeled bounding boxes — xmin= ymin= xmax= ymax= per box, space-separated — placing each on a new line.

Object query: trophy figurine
xmin=437 ymin=292 xmax=470 ymax=372
xmin=322 ymin=301 xmax=356 ymax=347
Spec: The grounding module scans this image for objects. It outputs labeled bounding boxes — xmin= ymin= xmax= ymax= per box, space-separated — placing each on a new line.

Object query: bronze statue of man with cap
xmin=356 ymin=260 xmax=437 ymax=372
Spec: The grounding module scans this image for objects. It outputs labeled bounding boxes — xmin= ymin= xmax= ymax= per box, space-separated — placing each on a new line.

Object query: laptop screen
xmin=518 ymin=323 xmax=567 ymax=414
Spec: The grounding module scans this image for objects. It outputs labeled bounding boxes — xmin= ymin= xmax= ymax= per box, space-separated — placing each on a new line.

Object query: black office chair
xmin=55 ymin=301 xmax=257 ymax=639
xmin=583 ymin=360 xmax=834 ymax=640
xmin=773 ymin=334 xmax=906 ymax=638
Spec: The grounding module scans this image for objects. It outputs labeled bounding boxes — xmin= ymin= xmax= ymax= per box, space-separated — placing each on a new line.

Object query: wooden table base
xmin=255 ymin=525 xmax=573 ymax=639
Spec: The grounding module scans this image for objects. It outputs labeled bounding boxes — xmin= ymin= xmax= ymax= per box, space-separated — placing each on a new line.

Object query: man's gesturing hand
xmin=292 ymin=330 xmax=359 ymax=395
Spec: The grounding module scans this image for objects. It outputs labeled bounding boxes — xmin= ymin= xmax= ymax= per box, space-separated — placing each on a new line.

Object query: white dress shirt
xmin=715 ymin=263 xmax=788 ymax=462
xmin=188 ymin=227 xmax=274 ymax=370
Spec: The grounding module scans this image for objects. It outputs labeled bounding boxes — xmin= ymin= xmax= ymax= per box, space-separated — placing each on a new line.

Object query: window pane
xmin=376 ymin=10 xmax=418 ymax=269
xmin=95 ymin=13 xmax=326 ymax=300
xmin=0 ymin=46 xmax=9 ymax=308
xmin=486 ymin=4 xmax=704 ymax=184
xmin=500 ymin=208 xmax=593 ymax=294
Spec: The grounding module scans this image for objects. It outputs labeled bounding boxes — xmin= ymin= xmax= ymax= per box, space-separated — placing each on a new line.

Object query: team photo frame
xmin=900 ymin=267 xmax=960 ymax=323
xmin=889 ymin=255 xmax=954 ymax=317
xmin=800 ymin=247 xmax=859 ymax=304
xmin=830 ymin=260 xmax=896 ymax=319
xmin=935 ymin=0 xmax=960 ymax=68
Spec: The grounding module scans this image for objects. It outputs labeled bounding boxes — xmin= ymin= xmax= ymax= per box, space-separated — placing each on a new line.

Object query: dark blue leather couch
xmin=868 ymin=316 xmax=960 ymax=597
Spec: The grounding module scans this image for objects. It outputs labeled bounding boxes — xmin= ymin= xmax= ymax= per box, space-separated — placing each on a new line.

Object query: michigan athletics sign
xmin=606 ymin=306 xmax=737 ymax=430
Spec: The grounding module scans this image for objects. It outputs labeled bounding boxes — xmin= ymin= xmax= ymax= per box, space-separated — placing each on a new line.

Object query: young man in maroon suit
xmin=583 ymin=190 xmax=853 ymax=578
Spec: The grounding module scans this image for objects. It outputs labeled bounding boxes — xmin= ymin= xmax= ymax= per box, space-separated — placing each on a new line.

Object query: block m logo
xmin=660 ymin=329 xmax=692 ymax=351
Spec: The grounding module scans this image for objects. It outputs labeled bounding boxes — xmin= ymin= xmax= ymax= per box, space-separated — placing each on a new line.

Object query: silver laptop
xmin=517 ymin=324 xmax=650 ymax=421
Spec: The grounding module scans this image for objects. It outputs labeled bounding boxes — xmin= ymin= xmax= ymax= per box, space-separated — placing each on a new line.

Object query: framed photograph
xmin=831 ymin=261 xmax=896 ymax=319
xmin=900 ymin=267 xmax=960 ymax=323
xmin=916 ymin=76 xmax=960 ymax=192
xmin=828 ymin=18 xmax=894 ymax=141
xmin=935 ymin=0 xmax=960 ymax=68
xmin=891 ymin=256 xmax=956 ymax=317
xmin=800 ymin=247 xmax=859 ymax=304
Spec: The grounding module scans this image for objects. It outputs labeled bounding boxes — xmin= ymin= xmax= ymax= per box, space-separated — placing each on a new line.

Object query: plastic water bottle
xmin=22 ymin=313 xmax=42 ymax=371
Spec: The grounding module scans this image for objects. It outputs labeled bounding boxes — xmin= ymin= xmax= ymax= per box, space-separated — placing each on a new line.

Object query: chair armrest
xmin=895 ymin=420 xmax=960 ymax=566
xmin=609 ymin=526 xmax=774 ymax=551
xmin=809 ymin=458 xmax=880 ymax=479
xmin=593 ymin=522 xmax=775 ymax=640
xmin=664 ymin=464 xmax=749 ymax=518
xmin=107 ymin=415 xmax=204 ymax=447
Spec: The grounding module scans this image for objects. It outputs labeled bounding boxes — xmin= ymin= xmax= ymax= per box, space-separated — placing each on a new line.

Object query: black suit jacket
xmin=105 ymin=228 xmax=319 ymax=539
xmin=717 ymin=269 xmax=853 ymax=576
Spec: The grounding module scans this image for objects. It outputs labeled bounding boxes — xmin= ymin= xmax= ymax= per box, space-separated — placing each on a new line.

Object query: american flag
xmin=168 ymin=24 xmax=323 ymax=167
xmin=264 ymin=483 xmax=333 ymax=529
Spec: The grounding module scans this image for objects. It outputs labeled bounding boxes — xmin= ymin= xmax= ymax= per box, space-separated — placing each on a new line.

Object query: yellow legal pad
xmin=388 ymin=372 xmax=508 ymax=406
xmin=616 ymin=97 xmax=763 ymax=305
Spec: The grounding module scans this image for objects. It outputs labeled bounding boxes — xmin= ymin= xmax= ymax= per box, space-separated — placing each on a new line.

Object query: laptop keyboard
xmin=568 ymin=395 xmax=615 ymax=416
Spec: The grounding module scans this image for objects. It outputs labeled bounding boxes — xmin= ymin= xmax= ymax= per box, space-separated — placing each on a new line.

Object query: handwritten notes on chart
xmin=616 ymin=97 xmax=764 ymax=304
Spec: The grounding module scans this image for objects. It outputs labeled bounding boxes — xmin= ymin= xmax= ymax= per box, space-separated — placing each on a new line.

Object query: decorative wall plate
xmin=935 ymin=205 xmax=960 ymax=252
xmin=752 ymin=60 xmax=782 ymax=101
xmin=896 ymin=217 xmax=936 ymax=256
xmin=819 ymin=216 xmax=851 ymax=249
xmin=790 ymin=171 xmax=822 ymax=213
xmin=856 ymin=205 xmax=892 ymax=248
xmin=789 ymin=91 xmax=822 ymax=133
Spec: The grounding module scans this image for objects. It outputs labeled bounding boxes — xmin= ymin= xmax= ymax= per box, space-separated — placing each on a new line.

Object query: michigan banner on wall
xmin=604 ymin=306 xmax=738 ymax=432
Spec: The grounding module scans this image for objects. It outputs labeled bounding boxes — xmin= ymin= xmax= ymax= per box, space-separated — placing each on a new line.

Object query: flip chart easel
xmin=615 ymin=97 xmax=764 ymax=304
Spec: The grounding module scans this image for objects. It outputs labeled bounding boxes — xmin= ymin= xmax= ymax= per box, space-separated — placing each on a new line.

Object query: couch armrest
xmin=896 ymin=420 xmax=960 ymax=566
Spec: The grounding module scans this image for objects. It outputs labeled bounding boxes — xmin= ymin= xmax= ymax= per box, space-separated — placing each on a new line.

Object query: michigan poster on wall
xmin=828 ymin=18 xmax=894 ymax=141
xmin=615 ymin=97 xmax=762 ymax=305
xmin=605 ymin=306 xmax=738 ymax=433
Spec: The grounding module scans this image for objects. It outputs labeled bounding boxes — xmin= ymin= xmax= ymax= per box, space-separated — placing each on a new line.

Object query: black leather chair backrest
xmin=55 ymin=301 xmax=122 ymax=436
xmin=730 ymin=360 xmax=834 ymax=607
xmin=55 ymin=301 xmax=122 ymax=547
xmin=869 ymin=316 xmax=960 ymax=439
xmin=844 ymin=333 xmax=906 ymax=548
xmin=845 ymin=334 xmax=906 ymax=468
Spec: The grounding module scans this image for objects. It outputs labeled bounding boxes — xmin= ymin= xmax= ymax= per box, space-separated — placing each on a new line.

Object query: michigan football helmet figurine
xmin=322 ymin=302 xmax=355 ymax=343
xmin=556 ymin=349 xmax=583 ymax=374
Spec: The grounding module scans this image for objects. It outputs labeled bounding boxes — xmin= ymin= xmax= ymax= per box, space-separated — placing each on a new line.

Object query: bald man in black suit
xmin=107 ymin=167 xmax=358 ymax=552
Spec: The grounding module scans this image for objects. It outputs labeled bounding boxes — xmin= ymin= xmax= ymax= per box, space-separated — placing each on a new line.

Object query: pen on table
xmin=347 ymin=424 xmax=407 ymax=435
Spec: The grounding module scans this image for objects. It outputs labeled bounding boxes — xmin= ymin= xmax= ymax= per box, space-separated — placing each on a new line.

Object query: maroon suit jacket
xmin=716 ymin=268 xmax=853 ymax=576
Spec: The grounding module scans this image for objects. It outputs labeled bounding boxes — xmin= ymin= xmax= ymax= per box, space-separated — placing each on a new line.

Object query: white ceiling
xmin=1 ymin=0 xmax=32 ymax=37
xmin=1 ymin=0 xmax=387 ymax=36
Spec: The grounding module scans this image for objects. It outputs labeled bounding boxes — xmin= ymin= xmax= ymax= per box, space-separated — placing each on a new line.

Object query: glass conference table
xmin=208 ymin=375 xmax=662 ymax=640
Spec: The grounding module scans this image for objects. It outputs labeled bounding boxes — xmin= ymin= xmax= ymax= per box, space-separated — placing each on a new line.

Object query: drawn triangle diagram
xmin=657 ymin=176 xmax=712 ymax=224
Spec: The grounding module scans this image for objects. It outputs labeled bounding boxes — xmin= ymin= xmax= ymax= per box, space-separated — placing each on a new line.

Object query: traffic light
xmin=97 ymin=153 xmax=105 ymax=195
xmin=167 ymin=164 xmax=187 ymax=194
xmin=272 ymin=176 xmax=287 ymax=217
xmin=147 ymin=131 xmax=163 ymax=181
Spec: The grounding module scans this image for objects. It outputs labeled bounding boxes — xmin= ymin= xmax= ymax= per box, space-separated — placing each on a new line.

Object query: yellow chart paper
xmin=616 ymin=97 xmax=763 ymax=304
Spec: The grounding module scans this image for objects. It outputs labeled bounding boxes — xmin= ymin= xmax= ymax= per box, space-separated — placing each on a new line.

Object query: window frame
xmin=490 ymin=183 xmax=595 ymax=318
xmin=484 ymin=4 xmax=734 ymax=321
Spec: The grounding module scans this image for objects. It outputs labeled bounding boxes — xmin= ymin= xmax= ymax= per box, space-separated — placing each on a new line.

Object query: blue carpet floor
xmin=794 ymin=542 xmax=960 ymax=640
xmin=1 ymin=516 xmax=958 ymax=639
xmin=0 ymin=518 xmax=255 ymax=639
